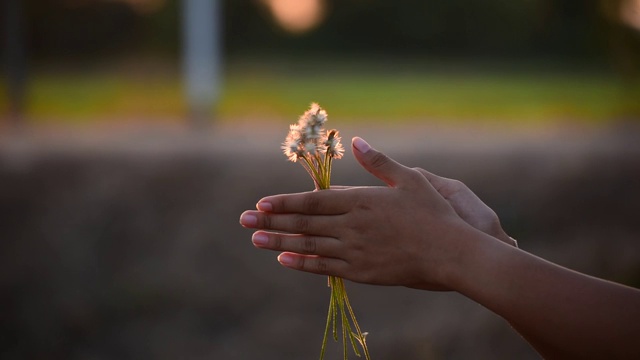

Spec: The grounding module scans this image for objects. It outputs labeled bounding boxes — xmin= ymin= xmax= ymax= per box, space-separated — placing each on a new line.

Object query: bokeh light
xmin=621 ymin=0 xmax=640 ymax=30
xmin=260 ymin=0 xmax=327 ymax=34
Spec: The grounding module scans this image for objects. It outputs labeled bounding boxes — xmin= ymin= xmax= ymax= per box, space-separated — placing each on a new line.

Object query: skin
xmin=240 ymin=137 xmax=640 ymax=359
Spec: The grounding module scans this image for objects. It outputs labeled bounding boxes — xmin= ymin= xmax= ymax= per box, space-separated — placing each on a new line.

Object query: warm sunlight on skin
xmin=261 ymin=0 xmax=326 ymax=34
xmin=621 ymin=0 xmax=640 ymax=29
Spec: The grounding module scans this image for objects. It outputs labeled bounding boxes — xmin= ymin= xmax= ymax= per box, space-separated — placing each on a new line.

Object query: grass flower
xmin=282 ymin=103 xmax=371 ymax=360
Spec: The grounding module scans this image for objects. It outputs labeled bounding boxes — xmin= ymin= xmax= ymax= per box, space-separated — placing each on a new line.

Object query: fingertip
xmin=352 ymin=137 xmax=371 ymax=154
xmin=256 ymin=199 xmax=273 ymax=212
xmin=252 ymin=232 xmax=269 ymax=246
xmin=277 ymin=253 xmax=295 ymax=266
xmin=239 ymin=211 xmax=258 ymax=227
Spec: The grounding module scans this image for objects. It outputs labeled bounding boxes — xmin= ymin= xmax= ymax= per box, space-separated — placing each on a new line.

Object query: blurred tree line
xmin=2 ymin=0 xmax=639 ymax=71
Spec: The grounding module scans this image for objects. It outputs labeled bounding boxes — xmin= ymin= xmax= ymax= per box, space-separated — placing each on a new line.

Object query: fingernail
xmin=252 ymin=233 xmax=269 ymax=246
xmin=239 ymin=212 xmax=258 ymax=227
xmin=352 ymin=137 xmax=371 ymax=154
xmin=257 ymin=201 xmax=272 ymax=212
xmin=278 ymin=253 xmax=293 ymax=266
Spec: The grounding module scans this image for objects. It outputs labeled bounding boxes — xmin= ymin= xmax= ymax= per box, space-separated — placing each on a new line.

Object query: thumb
xmin=352 ymin=137 xmax=420 ymax=188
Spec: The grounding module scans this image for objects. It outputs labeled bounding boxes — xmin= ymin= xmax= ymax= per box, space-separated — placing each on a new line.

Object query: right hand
xmin=413 ymin=169 xmax=515 ymax=247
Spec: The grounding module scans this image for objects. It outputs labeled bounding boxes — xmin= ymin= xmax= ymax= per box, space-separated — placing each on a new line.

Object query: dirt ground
xmin=1 ymin=121 xmax=639 ymax=359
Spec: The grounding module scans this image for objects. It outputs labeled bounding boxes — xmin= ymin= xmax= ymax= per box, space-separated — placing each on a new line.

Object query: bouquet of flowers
xmin=282 ymin=103 xmax=371 ymax=360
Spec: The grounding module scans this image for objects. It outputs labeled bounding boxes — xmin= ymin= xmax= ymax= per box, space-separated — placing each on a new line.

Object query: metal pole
xmin=182 ymin=0 xmax=222 ymax=128
xmin=4 ymin=0 xmax=27 ymax=128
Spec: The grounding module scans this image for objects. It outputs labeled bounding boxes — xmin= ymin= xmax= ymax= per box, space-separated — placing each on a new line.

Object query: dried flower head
xmin=324 ymin=129 xmax=344 ymax=159
xmin=282 ymin=124 xmax=303 ymax=162
xmin=282 ymin=103 xmax=342 ymax=164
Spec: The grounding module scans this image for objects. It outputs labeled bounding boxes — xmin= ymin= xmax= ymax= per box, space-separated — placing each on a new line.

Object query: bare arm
xmin=240 ymin=137 xmax=640 ymax=359
xmin=448 ymin=227 xmax=640 ymax=359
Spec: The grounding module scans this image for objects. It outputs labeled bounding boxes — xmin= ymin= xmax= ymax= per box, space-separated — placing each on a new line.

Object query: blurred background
xmin=1 ymin=0 xmax=639 ymax=359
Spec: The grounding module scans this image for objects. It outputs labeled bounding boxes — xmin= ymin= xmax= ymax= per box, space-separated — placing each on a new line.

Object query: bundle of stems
xmin=321 ymin=276 xmax=371 ymax=360
xmin=282 ymin=103 xmax=371 ymax=360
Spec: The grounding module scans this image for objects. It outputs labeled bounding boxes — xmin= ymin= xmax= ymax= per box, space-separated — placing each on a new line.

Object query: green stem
xmin=302 ymin=156 xmax=323 ymax=189
xmin=341 ymin=280 xmax=371 ymax=360
xmin=332 ymin=278 xmax=338 ymax=341
xmin=319 ymin=290 xmax=335 ymax=360
xmin=325 ymin=155 xmax=333 ymax=189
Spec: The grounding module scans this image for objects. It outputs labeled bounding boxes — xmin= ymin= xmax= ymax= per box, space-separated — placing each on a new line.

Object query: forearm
xmin=448 ymin=228 xmax=640 ymax=359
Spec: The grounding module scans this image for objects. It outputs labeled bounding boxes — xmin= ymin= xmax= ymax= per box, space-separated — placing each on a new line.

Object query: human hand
xmin=240 ymin=137 xmax=493 ymax=291
xmin=331 ymin=170 xmax=515 ymax=247
xmin=414 ymin=169 xmax=516 ymax=247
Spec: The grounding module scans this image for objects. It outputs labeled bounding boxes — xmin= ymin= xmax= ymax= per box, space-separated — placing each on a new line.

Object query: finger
xmin=252 ymin=231 xmax=343 ymax=257
xmin=414 ymin=168 xmax=464 ymax=199
xmin=414 ymin=168 xmax=448 ymax=189
xmin=257 ymin=189 xmax=353 ymax=215
xmin=352 ymin=137 xmax=425 ymax=189
xmin=277 ymin=252 xmax=349 ymax=277
xmin=240 ymin=210 xmax=340 ymax=236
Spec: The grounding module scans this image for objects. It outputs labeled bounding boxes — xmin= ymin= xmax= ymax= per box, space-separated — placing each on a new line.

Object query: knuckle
xmin=293 ymin=215 xmax=310 ymax=233
xmin=354 ymin=196 xmax=373 ymax=212
xmin=355 ymin=203 xmax=372 ymax=213
xmin=344 ymin=210 xmax=368 ymax=232
xmin=273 ymin=234 xmax=283 ymax=250
xmin=369 ymin=152 xmax=390 ymax=169
xmin=262 ymin=214 xmax=272 ymax=229
xmin=406 ymin=168 xmax=424 ymax=181
xmin=315 ymin=258 xmax=329 ymax=273
xmin=277 ymin=197 xmax=287 ymax=212
xmin=450 ymin=179 xmax=466 ymax=191
xmin=355 ymin=270 xmax=373 ymax=284
xmin=402 ymin=168 xmax=426 ymax=186
xmin=302 ymin=194 xmax=321 ymax=213
xmin=302 ymin=237 xmax=317 ymax=254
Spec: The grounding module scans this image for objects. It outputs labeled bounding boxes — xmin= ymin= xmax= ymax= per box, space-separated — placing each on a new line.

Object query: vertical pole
xmin=4 ymin=0 xmax=27 ymax=128
xmin=182 ymin=0 xmax=222 ymax=129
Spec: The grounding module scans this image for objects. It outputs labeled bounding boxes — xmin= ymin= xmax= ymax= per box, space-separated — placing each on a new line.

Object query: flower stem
xmin=319 ymin=276 xmax=371 ymax=360
xmin=301 ymin=143 xmax=370 ymax=360
xmin=319 ymin=291 xmax=334 ymax=360
xmin=341 ymin=279 xmax=371 ymax=360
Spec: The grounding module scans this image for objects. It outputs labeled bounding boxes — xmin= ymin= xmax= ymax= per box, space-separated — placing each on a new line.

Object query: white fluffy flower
xmin=325 ymin=130 xmax=344 ymax=159
xmin=282 ymin=124 xmax=303 ymax=161
xmin=283 ymin=103 xmax=339 ymax=162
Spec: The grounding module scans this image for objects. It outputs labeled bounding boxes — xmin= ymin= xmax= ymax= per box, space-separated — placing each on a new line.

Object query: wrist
xmin=439 ymin=223 xmax=494 ymax=292
xmin=445 ymin=226 xmax=510 ymax=294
